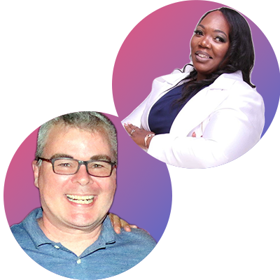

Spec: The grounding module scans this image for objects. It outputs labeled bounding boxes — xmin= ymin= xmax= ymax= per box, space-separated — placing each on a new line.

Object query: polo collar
xmin=23 ymin=208 xmax=117 ymax=254
xmin=22 ymin=208 xmax=54 ymax=248
xmin=80 ymin=216 xmax=116 ymax=258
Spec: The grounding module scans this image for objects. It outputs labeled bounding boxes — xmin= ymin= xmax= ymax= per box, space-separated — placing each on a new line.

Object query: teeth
xmin=66 ymin=195 xmax=94 ymax=204
xmin=198 ymin=53 xmax=209 ymax=58
xmin=67 ymin=195 xmax=94 ymax=200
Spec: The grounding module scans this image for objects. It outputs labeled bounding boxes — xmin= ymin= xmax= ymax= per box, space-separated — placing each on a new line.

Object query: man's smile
xmin=66 ymin=194 xmax=95 ymax=205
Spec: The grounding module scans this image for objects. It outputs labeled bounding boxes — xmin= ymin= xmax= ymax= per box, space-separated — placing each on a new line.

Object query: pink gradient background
xmin=113 ymin=1 xmax=279 ymax=137
xmin=4 ymin=0 xmax=280 ymax=246
xmin=4 ymin=114 xmax=172 ymax=242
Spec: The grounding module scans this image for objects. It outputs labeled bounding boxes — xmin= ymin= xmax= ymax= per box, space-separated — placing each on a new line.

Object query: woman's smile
xmin=194 ymin=50 xmax=213 ymax=61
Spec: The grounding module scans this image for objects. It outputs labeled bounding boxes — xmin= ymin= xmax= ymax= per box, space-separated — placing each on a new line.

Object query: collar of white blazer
xmin=160 ymin=66 xmax=252 ymax=137
xmin=161 ymin=64 xmax=245 ymax=91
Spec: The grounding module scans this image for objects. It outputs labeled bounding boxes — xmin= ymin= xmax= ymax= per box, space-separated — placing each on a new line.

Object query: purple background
xmin=4 ymin=0 xmax=280 ymax=246
xmin=113 ymin=1 xmax=279 ymax=137
xmin=4 ymin=114 xmax=172 ymax=242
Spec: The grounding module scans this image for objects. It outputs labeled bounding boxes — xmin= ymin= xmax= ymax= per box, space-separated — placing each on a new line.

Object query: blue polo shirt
xmin=11 ymin=208 xmax=156 ymax=280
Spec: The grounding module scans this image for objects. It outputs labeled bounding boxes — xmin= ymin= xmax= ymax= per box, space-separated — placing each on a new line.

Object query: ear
xmin=32 ymin=160 xmax=40 ymax=188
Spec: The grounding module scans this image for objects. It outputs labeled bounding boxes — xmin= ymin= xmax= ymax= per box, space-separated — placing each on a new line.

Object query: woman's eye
xmin=215 ymin=36 xmax=226 ymax=43
xmin=194 ymin=30 xmax=203 ymax=36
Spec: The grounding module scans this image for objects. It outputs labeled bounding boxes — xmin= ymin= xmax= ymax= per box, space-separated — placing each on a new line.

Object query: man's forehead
xmin=50 ymin=153 xmax=113 ymax=162
xmin=44 ymin=124 xmax=112 ymax=155
xmin=46 ymin=123 xmax=107 ymax=139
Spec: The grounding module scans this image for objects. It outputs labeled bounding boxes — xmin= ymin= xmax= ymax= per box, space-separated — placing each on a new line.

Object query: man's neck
xmin=37 ymin=215 xmax=103 ymax=256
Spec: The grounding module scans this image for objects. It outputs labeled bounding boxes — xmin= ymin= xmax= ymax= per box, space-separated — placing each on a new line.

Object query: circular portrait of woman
xmin=113 ymin=1 xmax=279 ymax=169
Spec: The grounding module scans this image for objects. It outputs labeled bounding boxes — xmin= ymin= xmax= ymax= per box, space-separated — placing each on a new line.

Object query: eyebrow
xmin=198 ymin=24 xmax=228 ymax=38
xmin=50 ymin=153 xmax=73 ymax=159
xmin=90 ymin=155 xmax=113 ymax=162
xmin=50 ymin=153 xmax=113 ymax=162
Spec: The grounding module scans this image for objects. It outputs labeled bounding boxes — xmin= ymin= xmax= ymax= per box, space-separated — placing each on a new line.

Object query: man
xmin=11 ymin=112 xmax=156 ymax=280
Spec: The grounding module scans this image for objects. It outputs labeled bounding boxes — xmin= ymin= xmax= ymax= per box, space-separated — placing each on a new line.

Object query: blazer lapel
xmin=144 ymin=72 xmax=190 ymax=113
xmin=155 ymin=64 xmax=195 ymax=97
xmin=170 ymin=72 xmax=240 ymax=136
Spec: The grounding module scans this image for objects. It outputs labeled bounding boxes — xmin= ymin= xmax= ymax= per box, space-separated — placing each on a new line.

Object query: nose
xmin=199 ymin=36 xmax=211 ymax=48
xmin=72 ymin=164 xmax=91 ymax=186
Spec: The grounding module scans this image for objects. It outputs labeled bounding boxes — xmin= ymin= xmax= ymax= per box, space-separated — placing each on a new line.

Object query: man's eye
xmin=58 ymin=162 xmax=72 ymax=167
xmin=92 ymin=164 xmax=104 ymax=168
xmin=55 ymin=160 xmax=74 ymax=168
xmin=88 ymin=162 xmax=109 ymax=169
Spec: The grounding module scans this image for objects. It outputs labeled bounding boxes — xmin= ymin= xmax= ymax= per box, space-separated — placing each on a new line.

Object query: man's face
xmin=32 ymin=125 xmax=117 ymax=232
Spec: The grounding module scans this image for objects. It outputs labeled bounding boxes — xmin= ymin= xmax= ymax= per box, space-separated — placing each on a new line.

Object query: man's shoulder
xmin=11 ymin=220 xmax=34 ymax=248
xmin=115 ymin=227 xmax=156 ymax=250
xmin=102 ymin=216 xmax=156 ymax=247
xmin=104 ymin=227 xmax=156 ymax=262
xmin=10 ymin=208 xmax=42 ymax=249
xmin=11 ymin=222 xmax=25 ymax=236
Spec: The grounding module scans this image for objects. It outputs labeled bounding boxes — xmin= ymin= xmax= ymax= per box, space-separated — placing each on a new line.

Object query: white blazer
xmin=122 ymin=64 xmax=265 ymax=168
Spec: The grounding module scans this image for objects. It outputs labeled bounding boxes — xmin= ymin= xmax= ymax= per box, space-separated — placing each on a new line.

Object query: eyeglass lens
xmin=53 ymin=158 xmax=112 ymax=176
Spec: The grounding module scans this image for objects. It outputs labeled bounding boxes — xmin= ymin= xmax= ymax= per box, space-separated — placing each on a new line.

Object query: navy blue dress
xmin=148 ymin=83 xmax=196 ymax=134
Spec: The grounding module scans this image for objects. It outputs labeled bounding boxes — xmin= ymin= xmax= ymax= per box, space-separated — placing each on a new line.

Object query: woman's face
xmin=190 ymin=11 xmax=230 ymax=81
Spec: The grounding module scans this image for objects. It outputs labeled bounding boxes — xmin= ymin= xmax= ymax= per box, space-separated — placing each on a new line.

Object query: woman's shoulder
xmin=213 ymin=71 xmax=258 ymax=93
xmin=214 ymin=72 xmax=264 ymax=108
xmin=153 ymin=63 xmax=193 ymax=85
xmin=173 ymin=63 xmax=194 ymax=74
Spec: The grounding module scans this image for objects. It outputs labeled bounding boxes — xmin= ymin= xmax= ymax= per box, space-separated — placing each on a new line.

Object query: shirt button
xmin=77 ymin=259 xmax=81 ymax=264
xmin=54 ymin=245 xmax=60 ymax=249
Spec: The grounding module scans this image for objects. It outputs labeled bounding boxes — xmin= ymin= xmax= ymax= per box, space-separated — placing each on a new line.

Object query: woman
xmin=122 ymin=7 xmax=265 ymax=168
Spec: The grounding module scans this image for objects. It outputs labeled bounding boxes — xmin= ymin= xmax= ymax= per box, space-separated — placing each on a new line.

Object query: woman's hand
xmin=109 ymin=213 xmax=138 ymax=234
xmin=124 ymin=123 xmax=155 ymax=149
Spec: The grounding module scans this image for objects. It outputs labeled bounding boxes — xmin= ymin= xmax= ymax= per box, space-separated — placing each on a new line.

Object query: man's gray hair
xmin=36 ymin=112 xmax=117 ymax=162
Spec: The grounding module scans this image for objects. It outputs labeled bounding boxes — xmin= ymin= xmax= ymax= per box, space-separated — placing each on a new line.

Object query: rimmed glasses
xmin=36 ymin=157 xmax=116 ymax=178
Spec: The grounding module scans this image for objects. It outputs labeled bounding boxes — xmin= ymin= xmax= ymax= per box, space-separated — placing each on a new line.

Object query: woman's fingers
xmin=109 ymin=213 xmax=138 ymax=234
xmin=124 ymin=123 xmax=138 ymax=137
xmin=109 ymin=213 xmax=121 ymax=234
xmin=124 ymin=123 xmax=156 ymax=149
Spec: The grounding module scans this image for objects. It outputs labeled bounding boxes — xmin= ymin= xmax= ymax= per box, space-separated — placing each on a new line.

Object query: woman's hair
xmin=177 ymin=7 xmax=255 ymax=105
xmin=36 ymin=111 xmax=118 ymax=163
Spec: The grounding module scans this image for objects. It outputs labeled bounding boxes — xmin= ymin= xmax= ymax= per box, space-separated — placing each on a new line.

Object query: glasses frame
xmin=36 ymin=157 xmax=117 ymax=178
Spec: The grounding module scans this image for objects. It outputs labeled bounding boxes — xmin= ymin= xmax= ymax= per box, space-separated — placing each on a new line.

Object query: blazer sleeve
xmin=121 ymin=66 xmax=191 ymax=129
xmin=121 ymin=94 xmax=150 ymax=128
xmin=147 ymin=83 xmax=265 ymax=168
